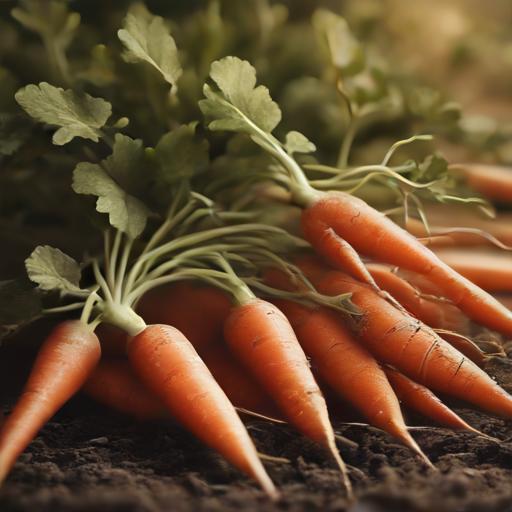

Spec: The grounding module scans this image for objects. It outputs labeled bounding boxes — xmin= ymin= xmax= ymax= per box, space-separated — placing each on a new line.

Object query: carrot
xmin=0 ymin=320 xmax=101 ymax=483
xmin=434 ymin=249 xmax=512 ymax=293
xmin=383 ymin=367 xmax=479 ymax=432
xmin=200 ymin=343 xmax=281 ymax=418
xmin=136 ymin=282 xmax=232 ymax=353
xmin=301 ymin=191 xmax=512 ymax=335
xmin=83 ymin=359 xmax=167 ymax=420
xmin=127 ymin=324 xmax=277 ymax=499
xmin=431 ymin=330 xmax=486 ymax=367
xmin=223 ymin=298 xmax=352 ymax=495
xmin=271 ymin=296 xmax=430 ymax=464
xmin=366 ymin=263 xmax=469 ymax=332
xmin=297 ymin=258 xmax=512 ymax=418
xmin=450 ymin=163 xmax=512 ymax=203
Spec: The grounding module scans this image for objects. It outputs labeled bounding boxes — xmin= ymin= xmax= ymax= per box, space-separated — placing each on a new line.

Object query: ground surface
xmin=2 ymin=347 xmax=512 ymax=512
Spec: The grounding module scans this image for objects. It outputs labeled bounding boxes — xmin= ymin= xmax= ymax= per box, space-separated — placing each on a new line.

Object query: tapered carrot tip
xmin=257 ymin=469 xmax=280 ymax=501
xmin=400 ymin=431 xmax=435 ymax=469
xmin=327 ymin=438 xmax=354 ymax=501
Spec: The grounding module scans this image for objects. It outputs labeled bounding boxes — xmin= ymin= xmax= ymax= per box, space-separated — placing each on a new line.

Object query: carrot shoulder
xmin=0 ymin=320 xmax=101 ymax=483
xmin=301 ymin=191 xmax=512 ymax=335
xmin=127 ymin=324 xmax=277 ymax=499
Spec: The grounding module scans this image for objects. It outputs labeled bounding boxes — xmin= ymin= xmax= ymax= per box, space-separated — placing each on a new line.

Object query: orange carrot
xmin=366 ymin=263 xmax=469 ymax=332
xmin=301 ymin=191 xmax=512 ymax=335
xmin=128 ymin=324 xmax=277 ymax=498
xmin=136 ymin=282 xmax=231 ymax=352
xmin=496 ymin=295 xmax=512 ymax=311
xmin=384 ymin=367 xmax=478 ymax=432
xmin=223 ymin=298 xmax=352 ymax=494
xmin=0 ymin=320 xmax=101 ymax=483
xmin=83 ymin=359 xmax=167 ymax=420
xmin=271 ymin=296 xmax=429 ymax=463
xmin=434 ymin=249 xmax=512 ymax=293
xmin=297 ymin=258 xmax=512 ymax=418
xmin=450 ymin=163 xmax=512 ymax=203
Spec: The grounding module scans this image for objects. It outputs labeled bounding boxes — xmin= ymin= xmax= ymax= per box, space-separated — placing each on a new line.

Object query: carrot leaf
xmin=154 ymin=123 xmax=210 ymax=186
xmin=200 ymin=56 xmax=281 ymax=134
xmin=284 ymin=131 xmax=316 ymax=156
xmin=15 ymin=82 xmax=112 ymax=145
xmin=118 ymin=3 xmax=182 ymax=89
xmin=25 ymin=245 xmax=83 ymax=296
xmin=72 ymin=162 xmax=151 ymax=239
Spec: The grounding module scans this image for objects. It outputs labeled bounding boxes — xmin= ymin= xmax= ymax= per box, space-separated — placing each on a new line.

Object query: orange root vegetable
xmin=384 ymin=367 xmax=478 ymax=432
xmin=224 ymin=299 xmax=352 ymax=495
xmin=0 ymin=320 xmax=101 ymax=484
xmin=271 ymin=296 xmax=430 ymax=464
xmin=136 ymin=282 xmax=232 ymax=353
xmin=432 ymin=330 xmax=486 ymax=367
xmin=450 ymin=163 xmax=512 ymax=203
xmin=200 ymin=343 xmax=281 ymax=418
xmin=366 ymin=263 xmax=469 ymax=332
xmin=297 ymin=259 xmax=512 ymax=419
xmin=301 ymin=191 xmax=512 ymax=335
xmin=83 ymin=359 xmax=167 ymax=420
xmin=128 ymin=324 xmax=277 ymax=499
xmin=496 ymin=295 xmax=512 ymax=311
xmin=434 ymin=249 xmax=512 ymax=293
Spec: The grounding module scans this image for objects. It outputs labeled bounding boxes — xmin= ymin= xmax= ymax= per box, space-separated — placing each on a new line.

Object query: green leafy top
xmin=118 ymin=3 xmax=182 ymax=89
xmin=200 ymin=56 xmax=281 ymax=134
xmin=25 ymin=245 xmax=83 ymax=296
xmin=15 ymin=82 xmax=112 ymax=145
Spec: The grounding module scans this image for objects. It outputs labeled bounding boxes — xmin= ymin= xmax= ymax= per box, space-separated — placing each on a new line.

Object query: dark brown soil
xmin=2 ymin=350 xmax=512 ymax=512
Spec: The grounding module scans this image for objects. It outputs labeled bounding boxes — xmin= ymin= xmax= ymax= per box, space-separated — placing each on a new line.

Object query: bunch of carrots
xmin=2 ymin=3 xmax=512 ymax=503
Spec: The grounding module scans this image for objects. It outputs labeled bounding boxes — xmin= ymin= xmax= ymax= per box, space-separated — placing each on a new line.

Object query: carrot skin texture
xmin=272 ymin=298 xmax=426 ymax=455
xmin=224 ymin=299 xmax=335 ymax=446
xmin=301 ymin=191 xmax=512 ymax=335
xmin=366 ymin=264 xmax=469 ymax=332
xmin=0 ymin=320 xmax=101 ymax=483
xmin=384 ymin=367 xmax=475 ymax=431
xmin=298 ymin=262 xmax=512 ymax=419
xmin=83 ymin=359 xmax=167 ymax=420
xmin=127 ymin=324 xmax=277 ymax=498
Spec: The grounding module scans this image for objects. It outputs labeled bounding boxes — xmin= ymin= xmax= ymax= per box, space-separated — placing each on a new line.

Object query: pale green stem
xmin=337 ymin=117 xmax=358 ymax=168
xmin=93 ymin=259 xmax=113 ymax=302
xmin=123 ymin=224 xmax=287 ymax=297
xmin=108 ymin=230 xmax=122 ymax=291
xmin=115 ymin=237 xmax=134 ymax=302
xmin=80 ymin=291 xmax=101 ymax=324
xmin=42 ymin=302 xmax=86 ymax=315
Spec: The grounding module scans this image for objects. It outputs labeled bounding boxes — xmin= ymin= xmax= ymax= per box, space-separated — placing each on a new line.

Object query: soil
xmin=2 ymin=346 xmax=512 ymax=512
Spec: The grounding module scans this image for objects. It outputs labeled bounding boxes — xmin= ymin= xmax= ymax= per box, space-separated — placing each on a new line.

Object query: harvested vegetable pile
xmin=1 ymin=1 xmax=512 ymax=510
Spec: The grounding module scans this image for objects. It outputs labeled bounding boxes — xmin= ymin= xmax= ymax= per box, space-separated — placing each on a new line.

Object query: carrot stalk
xmin=224 ymin=298 xmax=353 ymax=497
xmin=0 ymin=320 xmax=101 ymax=484
xmin=83 ymin=359 xmax=167 ymax=420
xmin=127 ymin=324 xmax=278 ymax=499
